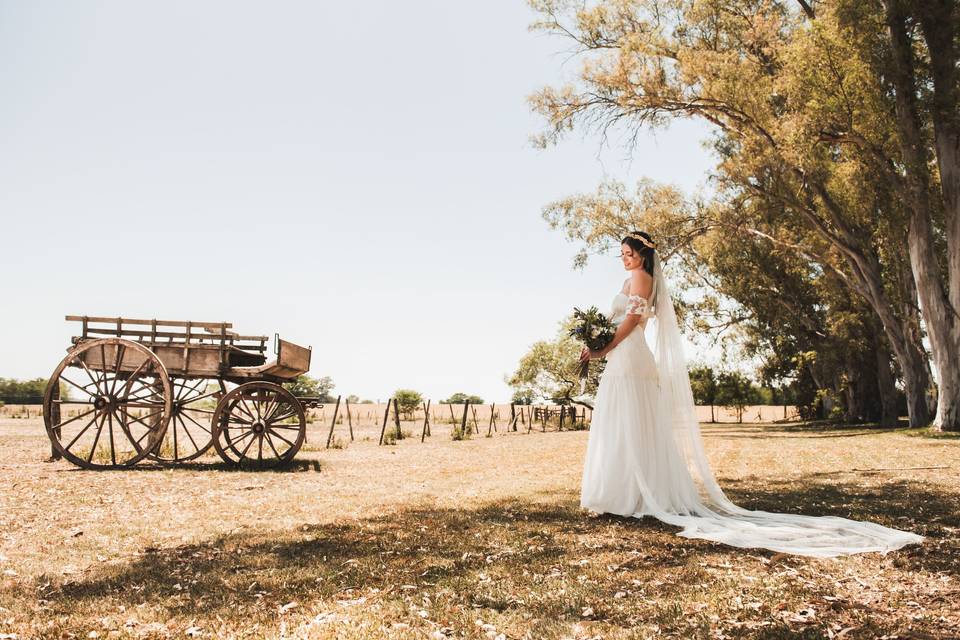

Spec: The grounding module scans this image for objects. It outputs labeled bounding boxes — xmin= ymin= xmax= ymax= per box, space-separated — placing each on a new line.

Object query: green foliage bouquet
xmin=568 ymin=306 xmax=616 ymax=379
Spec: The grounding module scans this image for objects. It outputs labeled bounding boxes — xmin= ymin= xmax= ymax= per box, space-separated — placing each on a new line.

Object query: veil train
xmin=623 ymin=253 xmax=923 ymax=557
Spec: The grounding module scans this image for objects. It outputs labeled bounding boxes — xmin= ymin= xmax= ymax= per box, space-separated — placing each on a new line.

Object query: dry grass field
xmin=0 ymin=414 xmax=957 ymax=639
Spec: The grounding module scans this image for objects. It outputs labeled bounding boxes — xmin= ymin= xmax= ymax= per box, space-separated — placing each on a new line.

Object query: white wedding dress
xmin=580 ymin=254 xmax=924 ymax=557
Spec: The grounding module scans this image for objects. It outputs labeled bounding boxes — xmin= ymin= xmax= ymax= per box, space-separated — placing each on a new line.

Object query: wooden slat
xmin=71 ymin=335 xmax=267 ymax=354
xmin=202 ymin=326 xmax=238 ymax=336
xmin=70 ymin=337 xmax=229 ymax=351
xmin=77 ymin=326 xmax=268 ymax=344
xmin=65 ymin=315 xmax=232 ymax=330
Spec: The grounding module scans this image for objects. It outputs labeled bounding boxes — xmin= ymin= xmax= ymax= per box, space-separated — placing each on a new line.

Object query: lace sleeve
xmin=625 ymin=294 xmax=653 ymax=319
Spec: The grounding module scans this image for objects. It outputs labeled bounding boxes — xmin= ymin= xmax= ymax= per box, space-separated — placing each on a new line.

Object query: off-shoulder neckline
xmin=615 ymin=291 xmax=649 ymax=301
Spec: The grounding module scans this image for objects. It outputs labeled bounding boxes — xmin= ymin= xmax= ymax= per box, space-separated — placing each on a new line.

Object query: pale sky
xmin=0 ymin=1 xmax=716 ymax=402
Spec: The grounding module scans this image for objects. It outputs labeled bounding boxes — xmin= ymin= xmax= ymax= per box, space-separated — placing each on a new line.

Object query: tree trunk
xmin=875 ymin=336 xmax=900 ymax=428
xmin=844 ymin=354 xmax=868 ymax=424
xmin=835 ymin=240 xmax=931 ymax=426
xmin=916 ymin=0 xmax=960 ymax=431
xmin=884 ymin=0 xmax=960 ymax=430
xmin=788 ymin=174 xmax=933 ymax=426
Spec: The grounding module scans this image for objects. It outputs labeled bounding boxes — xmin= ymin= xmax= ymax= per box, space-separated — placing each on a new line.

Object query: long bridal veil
xmin=639 ymin=252 xmax=923 ymax=557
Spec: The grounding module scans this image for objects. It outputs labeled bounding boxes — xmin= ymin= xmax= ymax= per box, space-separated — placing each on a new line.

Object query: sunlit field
xmin=0 ymin=413 xmax=957 ymax=639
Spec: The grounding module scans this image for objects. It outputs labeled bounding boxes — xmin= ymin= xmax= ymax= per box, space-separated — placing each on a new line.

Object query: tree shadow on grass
xmin=715 ymin=420 xmax=960 ymax=442
xmin=700 ymin=423 xmax=902 ymax=440
xmin=6 ymin=476 xmax=955 ymax=638
xmin=50 ymin=457 xmax=325 ymax=473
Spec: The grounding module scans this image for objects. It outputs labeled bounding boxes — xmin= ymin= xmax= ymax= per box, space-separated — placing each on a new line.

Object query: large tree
xmin=874 ymin=0 xmax=960 ymax=430
xmin=529 ymin=0 xmax=955 ymax=428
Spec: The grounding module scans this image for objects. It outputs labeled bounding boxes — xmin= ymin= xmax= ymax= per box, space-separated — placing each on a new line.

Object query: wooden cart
xmin=42 ymin=316 xmax=322 ymax=470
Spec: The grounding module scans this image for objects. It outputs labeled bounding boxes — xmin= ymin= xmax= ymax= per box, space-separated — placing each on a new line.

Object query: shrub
xmin=393 ymin=389 xmax=423 ymax=420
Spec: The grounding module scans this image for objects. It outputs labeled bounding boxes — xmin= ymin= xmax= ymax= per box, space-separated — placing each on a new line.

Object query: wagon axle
xmin=92 ymin=395 xmax=115 ymax=412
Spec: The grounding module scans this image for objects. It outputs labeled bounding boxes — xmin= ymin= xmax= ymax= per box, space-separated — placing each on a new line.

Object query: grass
xmin=0 ymin=419 xmax=957 ymax=638
xmin=903 ymin=426 xmax=960 ymax=441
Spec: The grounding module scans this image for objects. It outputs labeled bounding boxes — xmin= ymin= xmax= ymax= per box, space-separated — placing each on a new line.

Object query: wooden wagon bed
xmin=66 ymin=315 xmax=311 ymax=382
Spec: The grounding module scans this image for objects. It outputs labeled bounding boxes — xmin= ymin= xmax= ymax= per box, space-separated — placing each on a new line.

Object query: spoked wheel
xmin=43 ymin=338 xmax=173 ymax=470
xmin=212 ymin=382 xmax=305 ymax=470
xmin=145 ymin=378 xmax=224 ymax=463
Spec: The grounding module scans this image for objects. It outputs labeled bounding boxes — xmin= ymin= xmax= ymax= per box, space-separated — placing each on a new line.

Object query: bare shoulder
xmin=628 ymin=269 xmax=653 ymax=297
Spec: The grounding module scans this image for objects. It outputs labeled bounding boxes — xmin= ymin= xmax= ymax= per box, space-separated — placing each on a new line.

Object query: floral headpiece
xmin=628 ymin=233 xmax=656 ymax=249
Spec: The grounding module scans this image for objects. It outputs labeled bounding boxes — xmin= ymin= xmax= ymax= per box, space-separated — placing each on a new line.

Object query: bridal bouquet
xmin=569 ymin=306 xmax=616 ymax=379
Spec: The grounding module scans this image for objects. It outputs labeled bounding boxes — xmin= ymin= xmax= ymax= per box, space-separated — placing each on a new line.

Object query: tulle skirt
xmin=580 ymin=326 xmax=925 ymax=557
xmin=580 ymin=327 xmax=703 ymax=517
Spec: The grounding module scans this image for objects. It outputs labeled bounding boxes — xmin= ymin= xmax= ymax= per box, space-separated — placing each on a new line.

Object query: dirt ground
xmin=0 ymin=417 xmax=957 ymax=639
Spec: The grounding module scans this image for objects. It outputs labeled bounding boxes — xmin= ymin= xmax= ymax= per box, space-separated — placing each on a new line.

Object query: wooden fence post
xmin=345 ymin=398 xmax=354 ymax=440
xmin=487 ymin=403 xmax=498 ymax=436
xmin=460 ymin=400 xmax=469 ymax=436
xmin=470 ymin=404 xmax=480 ymax=434
xmin=526 ymin=405 xmax=534 ymax=434
xmin=541 ymin=406 xmax=547 ymax=432
xmin=325 ymin=395 xmax=342 ymax=448
xmin=393 ymin=397 xmax=403 ymax=440
xmin=421 ymin=399 xmax=432 ymax=442
xmin=558 ymin=404 xmax=566 ymax=431
xmin=378 ymin=400 xmax=391 ymax=445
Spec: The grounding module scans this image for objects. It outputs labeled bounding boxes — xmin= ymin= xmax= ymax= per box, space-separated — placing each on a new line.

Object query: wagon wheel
xmin=212 ymin=382 xmax=305 ymax=470
xmin=43 ymin=338 xmax=173 ymax=470
xmin=143 ymin=378 xmax=225 ymax=463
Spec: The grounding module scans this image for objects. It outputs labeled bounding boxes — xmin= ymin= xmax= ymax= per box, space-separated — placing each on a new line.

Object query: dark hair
xmin=621 ymin=231 xmax=656 ymax=276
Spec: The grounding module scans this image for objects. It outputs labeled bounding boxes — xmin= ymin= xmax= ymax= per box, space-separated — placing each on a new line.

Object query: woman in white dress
xmin=578 ymin=231 xmax=923 ymax=558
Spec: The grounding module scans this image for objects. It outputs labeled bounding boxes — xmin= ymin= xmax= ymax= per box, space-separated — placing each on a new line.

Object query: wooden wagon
xmin=42 ymin=316 xmax=322 ymax=470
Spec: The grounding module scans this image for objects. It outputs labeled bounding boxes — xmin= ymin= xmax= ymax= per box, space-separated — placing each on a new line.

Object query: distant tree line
xmin=442 ymin=392 xmax=485 ymax=405
xmin=0 ymin=378 xmax=50 ymax=404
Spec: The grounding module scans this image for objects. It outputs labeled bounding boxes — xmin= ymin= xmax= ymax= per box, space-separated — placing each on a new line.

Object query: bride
xmin=578 ymin=231 xmax=923 ymax=557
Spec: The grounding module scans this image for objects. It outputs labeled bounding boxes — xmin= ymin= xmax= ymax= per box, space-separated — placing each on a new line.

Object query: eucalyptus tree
xmin=528 ymin=0 xmax=954 ymax=427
